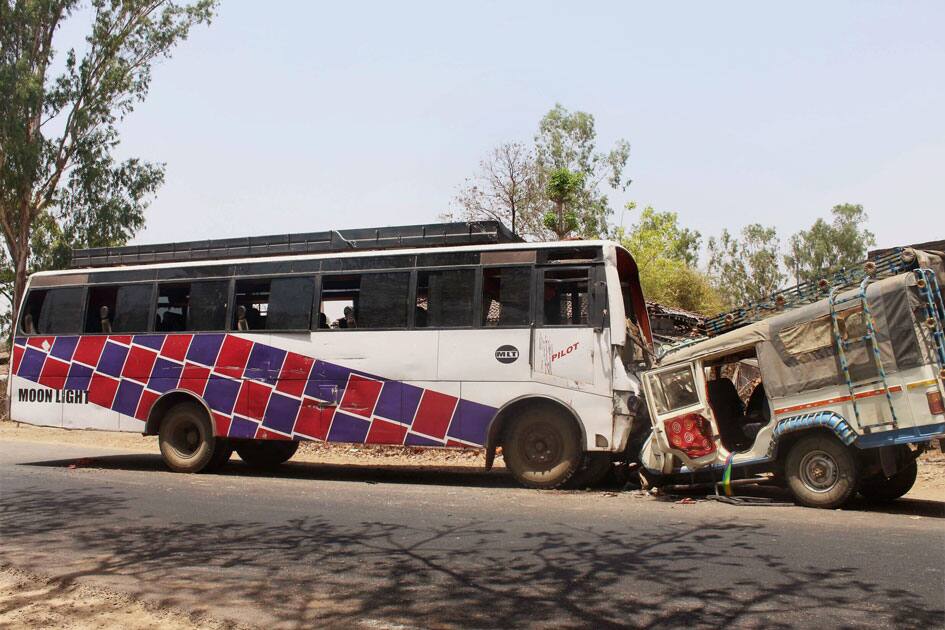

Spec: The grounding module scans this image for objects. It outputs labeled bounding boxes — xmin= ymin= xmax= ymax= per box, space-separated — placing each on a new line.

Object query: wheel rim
xmin=168 ymin=419 xmax=203 ymax=459
xmin=521 ymin=422 xmax=563 ymax=468
xmin=799 ymin=449 xmax=839 ymax=493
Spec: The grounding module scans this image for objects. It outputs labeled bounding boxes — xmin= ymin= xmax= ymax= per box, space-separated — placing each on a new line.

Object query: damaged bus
xmin=8 ymin=222 xmax=653 ymax=489
xmin=640 ymin=249 xmax=945 ymax=507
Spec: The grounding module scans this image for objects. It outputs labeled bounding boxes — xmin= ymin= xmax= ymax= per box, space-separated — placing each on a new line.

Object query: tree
xmin=447 ymin=143 xmax=547 ymax=239
xmin=707 ymin=224 xmax=784 ymax=306
xmin=535 ymin=104 xmax=631 ymax=239
xmin=0 ymin=0 xmax=216 ymax=330
xmin=616 ymin=202 xmax=700 ymax=267
xmin=783 ymin=204 xmax=877 ymax=284
xmin=452 ymin=104 xmax=630 ymax=241
xmin=543 ymin=168 xmax=584 ymax=240
xmin=615 ymin=203 xmax=722 ymax=315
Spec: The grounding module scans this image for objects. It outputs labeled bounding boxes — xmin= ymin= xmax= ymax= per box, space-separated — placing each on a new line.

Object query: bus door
xmin=531 ymin=266 xmax=605 ymax=389
xmin=642 ymin=361 xmax=719 ymax=468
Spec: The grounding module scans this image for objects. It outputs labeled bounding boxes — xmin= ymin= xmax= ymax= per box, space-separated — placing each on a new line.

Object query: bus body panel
xmin=10 ymin=330 xmax=616 ymax=451
xmin=8 ymin=239 xmax=651 ymax=460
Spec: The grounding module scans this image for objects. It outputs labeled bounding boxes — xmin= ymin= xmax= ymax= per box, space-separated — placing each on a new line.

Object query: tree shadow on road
xmin=22 ymin=453 xmax=944 ymax=518
xmin=0 ymin=486 xmax=940 ymax=629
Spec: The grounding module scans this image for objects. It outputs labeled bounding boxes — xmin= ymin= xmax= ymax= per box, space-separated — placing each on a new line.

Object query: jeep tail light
xmin=928 ymin=391 xmax=945 ymax=416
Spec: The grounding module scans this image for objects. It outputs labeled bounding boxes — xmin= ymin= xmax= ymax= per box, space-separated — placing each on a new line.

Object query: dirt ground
xmin=0 ymin=565 xmax=234 ymax=630
xmin=0 ymin=420 xmax=490 ymax=468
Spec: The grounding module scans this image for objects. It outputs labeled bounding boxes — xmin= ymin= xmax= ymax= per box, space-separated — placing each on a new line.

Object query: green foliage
xmin=0 ymin=0 xmax=216 ymax=335
xmin=535 ymin=104 xmax=631 ymax=239
xmin=784 ymin=204 xmax=877 ymax=284
xmin=615 ymin=202 xmax=701 ymax=267
xmin=543 ymin=168 xmax=584 ymax=238
xmin=616 ymin=202 xmax=722 ymax=315
xmin=707 ymin=224 xmax=784 ymax=306
xmin=637 ymin=258 xmax=726 ymax=316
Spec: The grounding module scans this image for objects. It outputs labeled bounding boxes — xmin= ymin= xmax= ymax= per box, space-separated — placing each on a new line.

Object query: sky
xmin=60 ymin=0 xmax=945 ymax=256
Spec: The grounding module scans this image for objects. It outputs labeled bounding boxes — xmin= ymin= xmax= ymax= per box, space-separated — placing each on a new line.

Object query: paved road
xmin=1 ymin=439 xmax=942 ymax=629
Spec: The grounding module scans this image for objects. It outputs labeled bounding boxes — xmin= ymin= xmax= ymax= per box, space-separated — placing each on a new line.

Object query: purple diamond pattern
xmin=13 ymin=332 xmax=499 ymax=449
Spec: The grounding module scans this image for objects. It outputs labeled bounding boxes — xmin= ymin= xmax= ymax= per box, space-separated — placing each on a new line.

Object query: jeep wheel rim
xmin=799 ymin=450 xmax=839 ymax=493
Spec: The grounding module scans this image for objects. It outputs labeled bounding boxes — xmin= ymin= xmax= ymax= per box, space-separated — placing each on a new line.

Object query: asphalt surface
xmin=1 ymin=439 xmax=943 ymax=629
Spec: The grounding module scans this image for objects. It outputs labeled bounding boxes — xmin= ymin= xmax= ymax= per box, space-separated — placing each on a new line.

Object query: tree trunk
xmin=554 ymin=200 xmax=566 ymax=240
xmin=13 ymin=245 xmax=29 ymax=328
xmin=10 ymin=205 xmax=32 ymax=332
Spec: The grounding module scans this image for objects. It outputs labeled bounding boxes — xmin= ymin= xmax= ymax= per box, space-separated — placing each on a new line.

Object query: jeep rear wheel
xmin=859 ymin=457 xmax=917 ymax=503
xmin=785 ymin=434 xmax=859 ymax=508
xmin=503 ymin=406 xmax=581 ymax=489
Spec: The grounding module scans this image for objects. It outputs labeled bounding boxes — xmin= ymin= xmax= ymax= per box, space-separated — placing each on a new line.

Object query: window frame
xmin=153 ymin=277 xmax=232 ymax=334
xmin=644 ymin=362 xmax=706 ymax=420
xmin=230 ymin=273 xmax=317 ymax=333
xmin=79 ymin=281 xmax=159 ymax=335
xmin=18 ymin=285 xmax=89 ymax=336
xmin=412 ymin=265 xmax=480 ymax=330
xmin=537 ymin=265 xmax=598 ymax=329
xmin=479 ymin=263 xmax=535 ymax=329
xmin=314 ymin=269 xmax=417 ymax=332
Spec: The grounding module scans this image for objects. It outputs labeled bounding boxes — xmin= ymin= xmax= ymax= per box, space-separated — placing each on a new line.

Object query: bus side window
xmin=188 ymin=281 xmax=229 ymax=331
xmin=156 ymin=284 xmax=189 ymax=332
xmin=234 ymin=277 xmax=315 ymax=331
xmin=542 ymin=268 xmax=589 ymax=326
xmin=20 ymin=290 xmax=47 ymax=334
xmin=233 ymin=278 xmax=270 ymax=330
xmin=112 ymin=284 xmax=153 ymax=333
xmin=32 ymin=287 xmax=85 ymax=334
xmin=416 ymin=269 xmax=475 ymax=328
xmin=319 ymin=273 xmax=409 ymax=330
xmin=85 ymin=286 xmax=118 ymax=333
xmin=482 ymin=267 xmax=531 ymax=327
xmin=358 ymin=272 xmax=409 ymax=329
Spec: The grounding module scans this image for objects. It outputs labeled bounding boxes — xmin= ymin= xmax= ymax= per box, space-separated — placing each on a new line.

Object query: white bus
xmin=8 ymin=222 xmax=653 ymax=488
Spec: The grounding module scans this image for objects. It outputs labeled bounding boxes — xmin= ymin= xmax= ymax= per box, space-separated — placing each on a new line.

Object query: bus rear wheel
xmin=503 ymin=406 xmax=581 ymax=489
xmin=236 ymin=440 xmax=299 ymax=468
xmin=785 ymin=434 xmax=859 ymax=508
xmin=158 ymin=402 xmax=222 ymax=473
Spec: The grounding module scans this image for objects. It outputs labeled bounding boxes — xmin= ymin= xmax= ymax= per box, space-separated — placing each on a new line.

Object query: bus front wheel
xmin=503 ymin=406 xmax=581 ymax=489
xmin=158 ymin=402 xmax=223 ymax=473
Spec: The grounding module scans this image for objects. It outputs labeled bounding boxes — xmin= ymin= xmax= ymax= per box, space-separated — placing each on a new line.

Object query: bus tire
xmin=785 ymin=434 xmax=859 ymax=509
xmin=566 ymin=453 xmax=613 ymax=489
xmin=859 ymin=457 xmax=917 ymax=503
xmin=158 ymin=402 xmax=220 ymax=473
xmin=236 ymin=440 xmax=299 ymax=468
xmin=205 ymin=439 xmax=233 ymax=472
xmin=503 ymin=406 xmax=581 ymax=489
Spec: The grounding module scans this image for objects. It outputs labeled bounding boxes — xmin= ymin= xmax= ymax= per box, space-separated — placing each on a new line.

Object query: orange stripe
xmin=775 ymin=385 xmax=902 ymax=415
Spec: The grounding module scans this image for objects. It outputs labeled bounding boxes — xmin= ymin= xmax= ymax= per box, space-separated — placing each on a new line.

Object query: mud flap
xmin=878 ymin=445 xmax=899 ymax=477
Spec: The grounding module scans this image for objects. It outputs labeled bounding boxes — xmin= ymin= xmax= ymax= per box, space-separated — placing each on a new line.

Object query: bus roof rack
xmin=70 ymin=221 xmax=521 ymax=268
